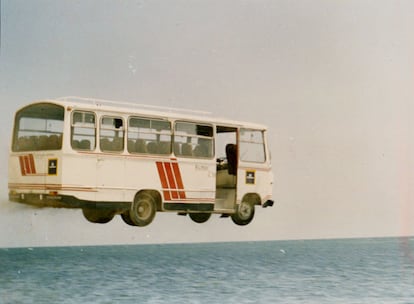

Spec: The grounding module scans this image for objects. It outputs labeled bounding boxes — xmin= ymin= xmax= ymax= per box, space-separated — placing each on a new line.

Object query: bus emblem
xmin=246 ymin=170 xmax=256 ymax=184
xmin=48 ymin=158 xmax=58 ymax=175
xmin=19 ymin=154 xmax=36 ymax=176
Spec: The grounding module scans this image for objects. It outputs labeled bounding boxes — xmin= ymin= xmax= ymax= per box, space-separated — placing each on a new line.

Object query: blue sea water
xmin=1 ymin=237 xmax=414 ymax=304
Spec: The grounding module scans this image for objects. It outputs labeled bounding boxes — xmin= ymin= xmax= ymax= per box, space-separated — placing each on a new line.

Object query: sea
xmin=1 ymin=237 xmax=414 ymax=304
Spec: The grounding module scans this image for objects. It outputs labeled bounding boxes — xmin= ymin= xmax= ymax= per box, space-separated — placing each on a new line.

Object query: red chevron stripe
xmin=164 ymin=162 xmax=178 ymax=199
xmin=19 ymin=156 xmax=26 ymax=175
xmin=28 ymin=154 xmax=36 ymax=174
xmin=172 ymin=162 xmax=186 ymax=199
xmin=156 ymin=161 xmax=171 ymax=200
xmin=156 ymin=160 xmax=186 ymax=201
xmin=19 ymin=154 xmax=37 ymax=175
xmin=23 ymin=156 xmax=31 ymax=174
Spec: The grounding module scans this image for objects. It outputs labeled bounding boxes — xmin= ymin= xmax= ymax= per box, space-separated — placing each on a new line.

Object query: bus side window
xmin=194 ymin=138 xmax=212 ymax=157
xmin=100 ymin=116 xmax=124 ymax=152
xmin=174 ymin=122 xmax=213 ymax=159
xmin=128 ymin=117 xmax=171 ymax=155
xmin=239 ymin=129 xmax=266 ymax=163
xmin=71 ymin=111 xmax=96 ymax=151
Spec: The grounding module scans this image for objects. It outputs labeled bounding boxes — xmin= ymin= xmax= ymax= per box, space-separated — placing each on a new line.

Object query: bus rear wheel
xmin=82 ymin=209 xmax=114 ymax=224
xmin=129 ymin=192 xmax=156 ymax=227
xmin=189 ymin=213 xmax=211 ymax=224
xmin=231 ymin=201 xmax=255 ymax=226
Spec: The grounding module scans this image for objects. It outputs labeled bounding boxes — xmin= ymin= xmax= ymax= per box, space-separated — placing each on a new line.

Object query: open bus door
xmin=215 ymin=126 xmax=238 ymax=212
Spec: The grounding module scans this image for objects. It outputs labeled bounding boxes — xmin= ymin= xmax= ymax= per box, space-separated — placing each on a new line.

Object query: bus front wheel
xmin=189 ymin=213 xmax=211 ymax=224
xmin=129 ymin=192 xmax=156 ymax=227
xmin=231 ymin=201 xmax=255 ymax=226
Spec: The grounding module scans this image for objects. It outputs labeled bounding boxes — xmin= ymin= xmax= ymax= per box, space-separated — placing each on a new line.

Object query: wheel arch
xmin=241 ymin=192 xmax=262 ymax=206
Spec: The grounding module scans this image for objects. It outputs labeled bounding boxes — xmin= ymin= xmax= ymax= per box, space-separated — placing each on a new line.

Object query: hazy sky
xmin=1 ymin=0 xmax=414 ymax=248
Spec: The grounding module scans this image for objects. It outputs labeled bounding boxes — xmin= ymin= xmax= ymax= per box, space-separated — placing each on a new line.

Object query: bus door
xmin=236 ymin=128 xmax=269 ymax=204
xmin=215 ymin=126 xmax=238 ymax=211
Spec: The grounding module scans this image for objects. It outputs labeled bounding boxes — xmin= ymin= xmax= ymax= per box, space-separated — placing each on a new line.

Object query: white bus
xmin=8 ymin=97 xmax=274 ymax=227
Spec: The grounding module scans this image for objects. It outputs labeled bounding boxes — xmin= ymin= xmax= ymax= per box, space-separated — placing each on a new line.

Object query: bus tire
xmin=231 ymin=200 xmax=255 ymax=226
xmin=121 ymin=212 xmax=137 ymax=226
xmin=189 ymin=213 xmax=211 ymax=224
xmin=82 ymin=209 xmax=114 ymax=224
xmin=129 ymin=192 xmax=156 ymax=227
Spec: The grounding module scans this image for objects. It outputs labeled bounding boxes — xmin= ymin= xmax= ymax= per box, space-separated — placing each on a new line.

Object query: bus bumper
xmin=262 ymin=200 xmax=274 ymax=208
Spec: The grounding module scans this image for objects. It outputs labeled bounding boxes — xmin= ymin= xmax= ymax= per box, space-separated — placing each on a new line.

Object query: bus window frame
xmin=239 ymin=128 xmax=267 ymax=163
xmin=99 ymin=115 xmax=125 ymax=153
xmin=173 ymin=121 xmax=214 ymax=159
xmin=127 ymin=116 xmax=172 ymax=155
xmin=12 ymin=103 xmax=64 ymax=152
xmin=71 ymin=110 xmax=97 ymax=151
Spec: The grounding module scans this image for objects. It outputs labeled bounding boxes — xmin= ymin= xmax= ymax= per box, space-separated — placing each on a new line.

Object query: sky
xmin=1 ymin=0 xmax=414 ymax=248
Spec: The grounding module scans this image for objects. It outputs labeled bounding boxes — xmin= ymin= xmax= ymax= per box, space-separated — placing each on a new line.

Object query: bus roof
xmin=25 ymin=96 xmax=268 ymax=130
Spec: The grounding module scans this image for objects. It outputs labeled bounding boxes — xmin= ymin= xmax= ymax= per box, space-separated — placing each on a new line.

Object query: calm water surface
xmin=1 ymin=237 xmax=414 ymax=303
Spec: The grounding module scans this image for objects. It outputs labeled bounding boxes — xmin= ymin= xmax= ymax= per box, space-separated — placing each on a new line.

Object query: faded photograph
xmin=1 ymin=1 xmax=414 ymax=303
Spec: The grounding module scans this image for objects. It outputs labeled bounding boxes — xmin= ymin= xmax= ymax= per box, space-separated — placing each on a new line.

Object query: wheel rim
xmin=137 ymin=200 xmax=151 ymax=220
xmin=238 ymin=202 xmax=253 ymax=220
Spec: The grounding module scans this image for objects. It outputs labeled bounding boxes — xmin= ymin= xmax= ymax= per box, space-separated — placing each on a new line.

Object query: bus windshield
xmin=12 ymin=103 xmax=64 ymax=152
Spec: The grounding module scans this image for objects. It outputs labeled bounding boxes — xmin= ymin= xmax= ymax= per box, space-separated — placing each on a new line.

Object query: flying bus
xmin=8 ymin=97 xmax=274 ymax=227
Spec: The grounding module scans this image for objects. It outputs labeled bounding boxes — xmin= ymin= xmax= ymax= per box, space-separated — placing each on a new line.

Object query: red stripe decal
xmin=156 ymin=162 xmax=171 ymax=200
xmin=156 ymin=161 xmax=187 ymax=201
xmin=28 ymin=154 xmax=36 ymax=174
xmin=164 ymin=162 xmax=178 ymax=199
xmin=172 ymin=162 xmax=186 ymax=199
xmin=19 ymin=156 xmax=26 ymax=175
xmin=23 ymin=156 xmax=31 ymax=174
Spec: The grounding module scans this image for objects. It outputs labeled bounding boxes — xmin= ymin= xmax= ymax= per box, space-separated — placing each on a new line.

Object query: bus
xmin=8 ymin=97 xmax=274 ymax=227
